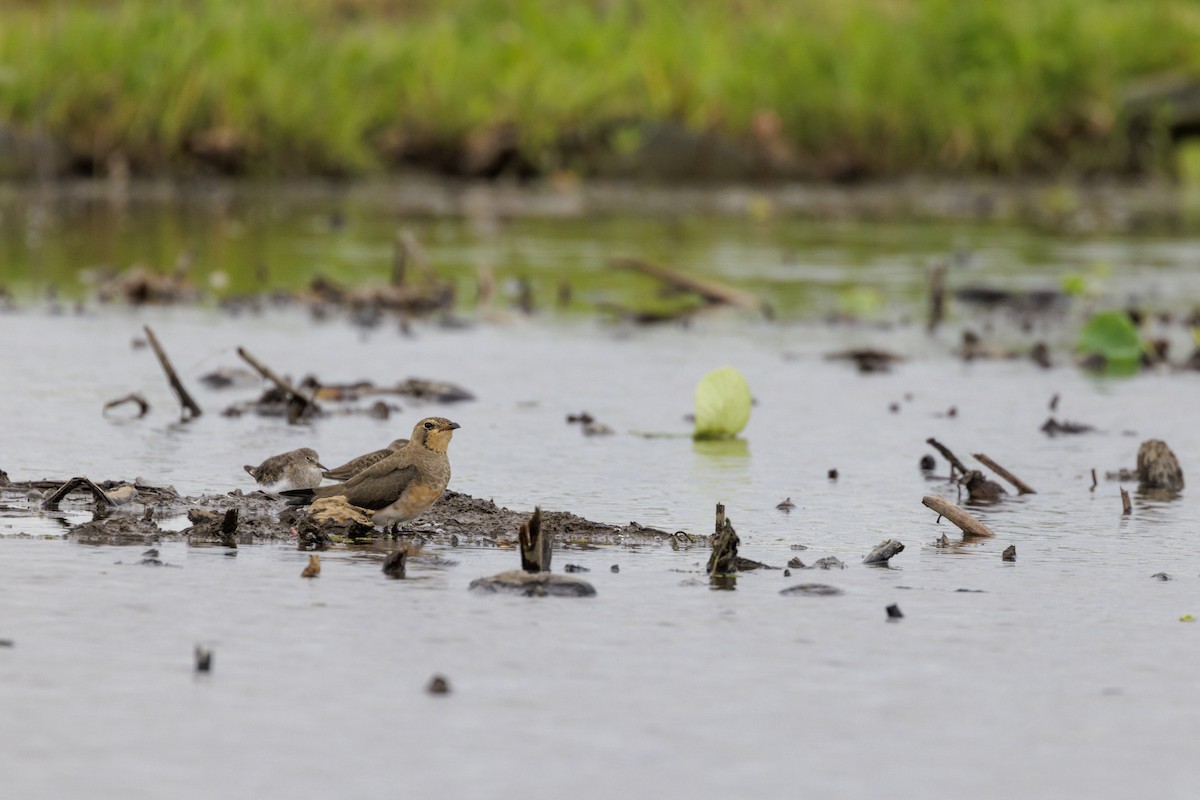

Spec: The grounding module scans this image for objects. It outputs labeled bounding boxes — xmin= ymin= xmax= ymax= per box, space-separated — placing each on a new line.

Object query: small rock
xmin=563 ymin=564 xmax=590 ymax=573
xmin=427 ymin=675 xmax=451 ymax=695
xmin=863 ymin=539 xmax=904 ymax=565
xmin=827 ymin=469 xmax=838 ymax=480
xmin=789 ymin=543 xmax=809 ymax=551
xmin=301 ymin=554 xmax=320 ymax=578
xmin=783 ymin=569 xmax=791 ymax=577
xmin=1002 ymin=545 xmax=1016 ymax=562
xmin=919 ymin=455 xmax=936 ymax=471
xmin=0 ymin=639 xmax=14 ymax=647
xmin=194 ymin=645 xmax=213 ymax=673
xmin=780 ymin=583 xmax=843 ymax=596
xmin=610 ymin=564 xmax=620 ymax=574
xmin=786 ymin=557 xmax=805 ymax=569
xmin=1151 ymin=572 xmax=1172 ymax=581
xmin=886 ymin=603 xmax=904 ymax=619
xmin=809 ymin=557 xmax=845 ymax=570
xmin=775 ymin=497 xmax=796 ymax=512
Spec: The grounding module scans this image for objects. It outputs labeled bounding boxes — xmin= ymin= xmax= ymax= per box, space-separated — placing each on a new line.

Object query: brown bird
xmin=321 ymin=438 xmax=408 ymax=481
xmin=244 ymin=447 xmax=325 ymax=492
xmin=283 ymin=417 xmax=459 ymax=531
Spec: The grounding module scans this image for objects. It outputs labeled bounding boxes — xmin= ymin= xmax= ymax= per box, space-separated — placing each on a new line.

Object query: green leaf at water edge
xmin=693 ymin=367 xmax=751 ymax=440
xmin=1077 ymin=310 xmax=1140 ymax=373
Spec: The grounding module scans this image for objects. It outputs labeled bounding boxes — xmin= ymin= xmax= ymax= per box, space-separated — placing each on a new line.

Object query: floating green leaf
xmin=1077 ymin=311 xmax=1140 ymax=374
xmin=693 ymin=367 xmax=751 ymax=440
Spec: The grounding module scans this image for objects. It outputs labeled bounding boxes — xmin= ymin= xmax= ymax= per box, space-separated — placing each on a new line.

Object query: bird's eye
xmin=424 ymin=421 xmax=434 ymax=430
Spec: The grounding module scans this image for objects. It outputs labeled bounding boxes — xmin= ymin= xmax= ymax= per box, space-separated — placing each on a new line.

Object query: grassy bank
xmin=2 ymin=0 xmax=1199 ymax=179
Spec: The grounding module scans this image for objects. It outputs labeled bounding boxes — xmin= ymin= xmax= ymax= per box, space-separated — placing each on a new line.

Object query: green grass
xmin=2 ymin=0 xmax=1200 ymax=178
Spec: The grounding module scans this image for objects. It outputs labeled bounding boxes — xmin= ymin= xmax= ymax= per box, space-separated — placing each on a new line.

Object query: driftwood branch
xmin=143 ymin=326 xmax=202 ymax=421
xmin=1120 ymin=487 xmax=1132 ymax=515
xmin=972 ymin=453 xmax=1036 ymax=494
xmin=926 ymin=437 xmax=969 ymax=477
xmin=42 ymin=476 xmax=115 ymax=510
xmin=922 ymin=495 xmax=995 ymax=537
xmin=610 ymin=256 xmax=769 ymax=315
xmin=103 ymin=393 xmax=150 ymax=418
xmin=518 ymin=507 xmax=551 ymax=573
xmin=236 ymin=347 xmax=321 ymax=419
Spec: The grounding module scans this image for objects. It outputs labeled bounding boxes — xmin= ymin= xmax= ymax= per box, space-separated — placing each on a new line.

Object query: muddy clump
xmin=1136 ymin=439 xmax=1184 ymax=492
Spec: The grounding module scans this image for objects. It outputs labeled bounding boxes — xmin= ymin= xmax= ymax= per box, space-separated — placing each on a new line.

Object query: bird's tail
xmin=280 ymin=488 xmax=316 ymax=506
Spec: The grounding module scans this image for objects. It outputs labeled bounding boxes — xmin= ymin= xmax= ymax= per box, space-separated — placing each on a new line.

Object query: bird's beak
xmin=444 ymin=421 xmax=461 ymax=431
xmin=316 ymin=462 xmax=328 ymax=470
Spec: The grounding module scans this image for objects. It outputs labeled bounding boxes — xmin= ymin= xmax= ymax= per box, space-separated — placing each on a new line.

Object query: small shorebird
xmin=244 ymin=447 xmax=325 ymax=492
xmin=322 ymin=438 xmax=408 ymax=481
xmin=284 ymin=417 xmax=459 ymax=530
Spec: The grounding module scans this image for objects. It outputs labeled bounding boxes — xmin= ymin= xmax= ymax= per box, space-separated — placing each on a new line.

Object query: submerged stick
xmin=102 ymin=392 xmax=150 ymax=418
xmin=922 ymin=495 xmax=995 ymax=537
xmin=972 ymin=453 xmax=1036 ymax=495
xmin=610 ymin=256 xmax=769 ymax=314
xmin=1090 ymin=468 xmax=1098 ymax=492
xmin=926 ymin=437 xmax=969 ymax=477
xmin=236 ymin=346 xmax=321 ymax=418
xmin=1121 ymin=487 xmax=1132 ymax=516
xmin=518 ymin=507 xmax=551 ymax=573
xmin=144 ymin=326 xmax=202 ymax=421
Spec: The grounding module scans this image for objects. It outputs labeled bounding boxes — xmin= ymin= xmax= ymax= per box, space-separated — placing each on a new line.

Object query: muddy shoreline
xmin=0 ymin=479 xmax=684 ymax=549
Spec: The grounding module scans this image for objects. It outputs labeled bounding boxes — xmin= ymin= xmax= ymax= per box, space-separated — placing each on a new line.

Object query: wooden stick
xmin=42 ymin=476 xmax=115 ymax=510
xmin=144 ymin=326 xmax=202 ymax=421
xmin=609 ymin=256 xmax=768 ymax=314
xmin=518 ymin=507 xmax=551 ymax=573
xmin=922 ymin=495 xmax=995 ymax=537
xmin=926 ymin=437 xmax=969 ymax=477
xmin=1090 ymin=468 xmax=1098 ymax=492
xmin=394 ymin=230 xmax=433 ymax=286
xmin=236 ymin=347 xmax=321 ymax=417
xmin=972 ymin=453 xmax=1036 ymax=494
xmin=1121 ymin=487 xmax=1132 ymax=515
xmin=927 ymin=262 xmax=945 ymax=333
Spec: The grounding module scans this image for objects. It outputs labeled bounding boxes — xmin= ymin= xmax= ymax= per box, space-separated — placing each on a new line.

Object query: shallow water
xmin=2 ymin=182 xmax=1200 ymax=798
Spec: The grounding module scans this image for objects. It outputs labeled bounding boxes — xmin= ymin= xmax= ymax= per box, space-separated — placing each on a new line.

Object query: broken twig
xmin=102 ymin=393 xmax=150 ymax=418
xmin=1121 ymin=488 xmax=1132 ymax=516
xmin=926 ymin=437 xmax=969 ymax=477
xmin=143 ymin=325 xmax=202 ymax=421
xmin=236 ymin=346 xmax=321 ymax=420
xmin=922 ymin=495 xmax=995 ymax=537
xmin=610 ymin=256 xmax=769 ymax=315
xmin=42 ymin=476 xmax=116 ymax=510
xmin=972 ymin=453 xmax=1036 ymax=495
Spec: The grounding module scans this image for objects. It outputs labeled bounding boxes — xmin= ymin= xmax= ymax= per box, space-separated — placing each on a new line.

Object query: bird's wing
xmin=321 ymin=447 xmax=392 ymax=481
xmin=318 ymin=463 xmax=420 ymax=510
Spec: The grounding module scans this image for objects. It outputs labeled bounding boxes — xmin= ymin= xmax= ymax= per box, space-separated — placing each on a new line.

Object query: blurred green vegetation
xmin=1 ymin=0 xmax=1200 ymax=178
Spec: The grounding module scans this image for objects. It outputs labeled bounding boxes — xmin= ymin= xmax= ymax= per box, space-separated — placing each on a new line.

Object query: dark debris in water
xmin=780 ymin=583 xmax=843 ymax=596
